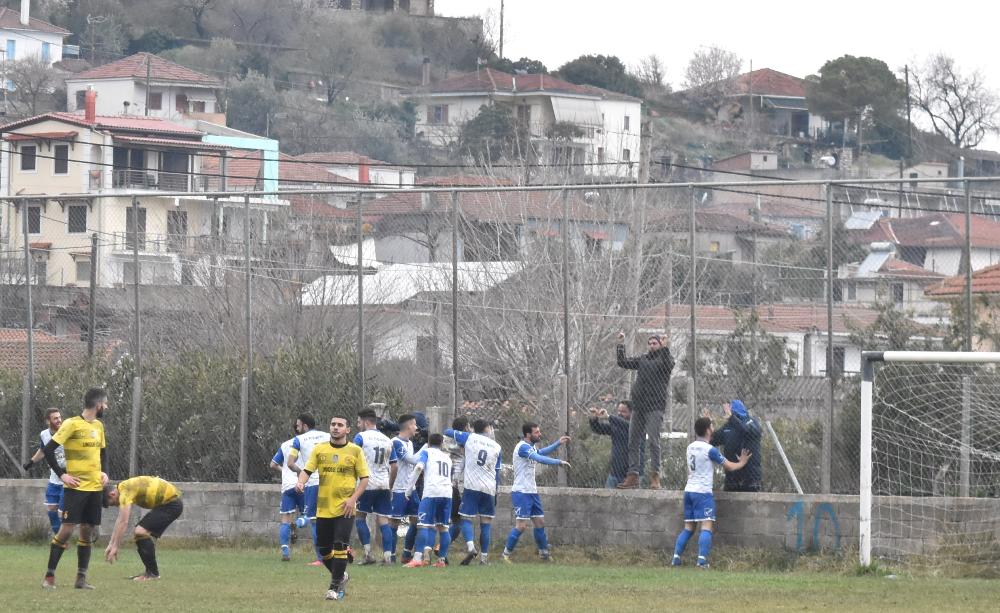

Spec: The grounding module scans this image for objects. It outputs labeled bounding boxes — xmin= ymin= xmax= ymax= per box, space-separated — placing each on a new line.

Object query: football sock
xmin=76 ymin=538 xmax=92 ymax=575
xmin=480 ymin=523 xmax=492 ymax=554
xmin=356 ymin=519 xmax=372 ymax=549
xmin=320 ymin=548 xmax=335 ymax=573
xmin=461 ymin=519 xmax=475 ymax=551
xmin=449 ymin=522 xmax=461 ymax=543
xmin=404 ymin=524 xmax=418 ymax=555
xmin=438 ymin=530 xmax=452 ymax=561
xmin=505 ymin=528 xmax=523 ymax=553
xmin=311 ymin=521 xmax=321 ymax=560
xmin=47 ymin=510 xmax=61 ymax=534
xmin=331 ymin=547 xmax=349 ymax=587
xmin=46 ymin=535 xmax=68 ymax=576
xmin=136 ymin=535 xmax=159 ymax=576
xmin=698 ymin=529 xmax=713 ymax=562
xmin=379 ymin=523 xmax=395 ymax=554
xmin=279 ymin=523 xmax=292 ymax=548
xmin=674 ymin=528 xmax=694 ymax=557
xmin=533 ymin=527 xmax=549 ymax=552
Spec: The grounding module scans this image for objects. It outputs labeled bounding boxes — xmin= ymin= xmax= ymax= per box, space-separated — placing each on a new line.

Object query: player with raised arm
xmin=353 ymin=408 xmax=396 ymax=565
xmin=295 ymin=415 xmax=369 ymax=601
xmin=671 ymin=416 xmax=751 ymax=568
xmin=445 ymin=418 xmax=502 ymax=565
xmin=389 ymin=414 xmax=421 ymax=563
xmin=103 ymin=476 xmax=183 ymax=580
xmin=285 ymin=413 xmax=330 ymax=566
xmin=502 ymin=422 xmax=570 ymax=563
xmin=269 ymin=420 xmax=307 ymax=561
xmin=23 ymin=408 xmax=66 ymax=535
xmin=402 ymin=433 xmax=453 ymax=568
xmin=40 ymin=388 xmax=109 ymax=590
xmin=443 ymin=417 xmax=469 ymax=549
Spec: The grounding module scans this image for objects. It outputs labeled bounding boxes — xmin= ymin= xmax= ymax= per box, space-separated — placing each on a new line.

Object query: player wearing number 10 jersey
xmin=445 ymin=419 xmax=501 ymax=565
xmin=353 ymin=409 xmax=396 ymax=565
xmin=403 ymin=434 xmax=453 ymax=567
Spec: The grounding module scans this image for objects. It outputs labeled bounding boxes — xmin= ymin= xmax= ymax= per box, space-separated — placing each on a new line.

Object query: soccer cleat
xmin=358 ymin=553 xmax=377 ymax=566
xmin=479 ymin=559 xmax=491 ymax=566
xmin=41 ymin=576 xmax=56 ymax=590
xmin=403 ymin=559 xmax=426 ymax=568
xmin=307 ymin=560 xmax=324 ymax=567
xmin=325 ymin=589 xmax=342 ymax=601
xmin=539 ymin=550 xmax=552 ymax=562
xmin=339 ymin=571 xmax=349 ymax=596
xmin=671 ymin=554 xmax=682 ymax=567
xmin=501 ymin=551 xmax=513 ymax=564
xmin=432 ymin=560 xmax=448 ymax=568
xmin=460 ymin=550 xmax=478 ymax=566
xmin=74 ymin=575 xmax=95 ymax=590
xmin=281 ymin=545 xmax=290 ymax=562
xmin=696 ymin=557 xmax=710 ymax=569
xmin=130 ymin=574 xmax=160 ymax=582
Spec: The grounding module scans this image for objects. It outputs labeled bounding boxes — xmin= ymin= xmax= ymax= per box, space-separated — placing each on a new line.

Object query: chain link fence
xmin=0 ymin=176 xmax=992 ymax=496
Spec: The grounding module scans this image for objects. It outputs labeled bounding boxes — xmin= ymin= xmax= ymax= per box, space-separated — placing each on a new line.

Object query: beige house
xmin=926 ymin=263 xmax=1000 ymax=351
xmin=0 ymin=94 xmax=285 ymax=287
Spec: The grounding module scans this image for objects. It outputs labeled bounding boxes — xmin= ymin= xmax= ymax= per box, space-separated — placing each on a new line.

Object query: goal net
xmin=860 ymin=351 xmax=1000 ymax=569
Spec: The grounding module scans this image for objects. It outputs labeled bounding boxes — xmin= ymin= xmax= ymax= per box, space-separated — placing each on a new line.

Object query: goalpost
xmin=860 ymin=351 xmax=1000 ymax=568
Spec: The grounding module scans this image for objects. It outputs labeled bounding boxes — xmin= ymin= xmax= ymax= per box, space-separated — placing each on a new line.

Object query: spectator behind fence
xmin=615 ymin=332 xmax=674 ymax=489
xmin=588 ymin=401 xmax=645 ymax=489
xmin=709 ymin=400 xmax=762 ymax=492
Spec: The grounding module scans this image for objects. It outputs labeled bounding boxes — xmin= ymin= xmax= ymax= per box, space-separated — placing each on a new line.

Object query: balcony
xmin=110 ymin=232 xmax=268 ymax=258
xmin=110 ymin=169 xmax=225 ymax=193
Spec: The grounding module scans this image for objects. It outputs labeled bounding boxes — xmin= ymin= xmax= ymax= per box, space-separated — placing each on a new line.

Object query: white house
xmin=65 ymin=53 xmax=223 ymax=123
xmin=292 ymin=151 xmax=416 ymax=188
xmin=0 ymin=2 xmax=70 ymax=66
xmin=412 ymin=68 xmax=642 ymax=179
xmin=837 ymin=242 xmax=948 ymax=325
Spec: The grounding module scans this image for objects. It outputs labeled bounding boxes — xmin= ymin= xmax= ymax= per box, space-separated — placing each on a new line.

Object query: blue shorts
xmin=683 ymin=491 xmax=716 ymax=522
xmin=357 ymin=489 xmax=392 ymax=517
xmin=280 ymin=488 xmax=304 ymax=514
xmin=416 ymin=496 xmax=452 ymax=527
xmin=390 ymin=491 xmax=420 ymax=519
xmin=303 ymin=485 xmax=319 ymax=519
xmin=45 ymin=482 xmax=64 ymax=509
xmin=511 ymin=492 xmax=544 ymax=520
xmin=458 ymin=489 xmax=496 ymax=519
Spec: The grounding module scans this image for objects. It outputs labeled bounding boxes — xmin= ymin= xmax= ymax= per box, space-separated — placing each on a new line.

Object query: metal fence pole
xmin=688 ymin=187 xmax=697 ymax=414
xmin=559 ymin=189 xmax=569 ymax=485
xmin=21 ymin=201 xmax=34 ymax=464
xmin=451 ymin=191 xmax=459 ymax=421
xmin=356 ymin=193 xmax=365 ymax=411
xmin=238 ymin=193 xmax=252 ymax=483
xmin=964 ymin=180 xmax=973 ymax=351
xmin=87 ymin=232 xmax=97 ymax=358
xmin=960 ymin=375 xmax=971 ymax=497
xmin=822 ymin=183 xmax=834 ymax=494
xmin=129 ymin=196 xmax=142 ymax=476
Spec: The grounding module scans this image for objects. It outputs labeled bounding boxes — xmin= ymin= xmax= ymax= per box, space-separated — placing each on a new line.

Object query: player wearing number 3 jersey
xmin=403 ymin=434 xmax=453 ymax=567
xmin=353 ymin=409 xmax=396 ymax=565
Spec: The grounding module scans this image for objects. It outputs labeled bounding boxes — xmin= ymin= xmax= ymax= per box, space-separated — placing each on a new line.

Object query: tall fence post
xmin=238 ymin=193 xmax=252 ymax=483
xmin=822 ymin=183 xmax=834 ymax=494
xmin=559 ymin=189 xmax=570 ymax=485
xmin=964 ymin=180 xmax=973 ymax=351
xmin=87 ymin=232 xmax=98 ymax=358
xmin=130 ymin=196 xmax=142 ymax=477
xmin=688 ymin=186 xmax=697 ymax=416
xmin=451 ymin=191 xmax=459 ymax=421
xmin=356 ymin=193 xmax=365 ymax=411
xmin=960 ymin=375 xmax=972 ymax=497
xmin=22 ymin=200 xmax=35 ymax=464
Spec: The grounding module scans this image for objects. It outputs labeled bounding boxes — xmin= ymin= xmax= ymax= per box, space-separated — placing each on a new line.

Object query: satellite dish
xmin=819 ymin=155 xmax=837 ymax=167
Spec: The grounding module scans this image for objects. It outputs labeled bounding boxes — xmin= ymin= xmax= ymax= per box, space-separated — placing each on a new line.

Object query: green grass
xmin=2 ymin=543 xmax=999 ymax=612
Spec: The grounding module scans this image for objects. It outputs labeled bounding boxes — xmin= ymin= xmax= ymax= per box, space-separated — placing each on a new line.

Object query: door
xmin=161 ymin=151 xmax=190 ymax=190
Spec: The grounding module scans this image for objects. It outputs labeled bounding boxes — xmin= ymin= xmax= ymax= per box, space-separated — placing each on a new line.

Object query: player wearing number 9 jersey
xmin=444 ymin=419 xmax=501 ymax=565
xmin=672 ymin=416 xmax=750 ymax=568
xmin=353 ymin=409 xmax=396 ymax=565
xmin=402 ymin=434 xmax=453 ymax=567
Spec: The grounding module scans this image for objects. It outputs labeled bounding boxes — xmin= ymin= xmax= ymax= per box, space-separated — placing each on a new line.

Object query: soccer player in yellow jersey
xmin=104 ymin=476 xmax=183 ymax=581
xmin=295 ymin=414 xmax=369 ymax=601
xmin=40 ymin=388 xmax=109 ymax=590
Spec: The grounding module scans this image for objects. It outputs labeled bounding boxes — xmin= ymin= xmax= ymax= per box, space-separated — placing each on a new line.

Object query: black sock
xmin=332 ymin=558 xmax=347 ymax=588
xmin=76 ymin=541 xmax=91 ymax=576
xmin=46 ymin=537 xmax=67 ymax=576
xmin=136 ymin=538 xmax=159 ymax=576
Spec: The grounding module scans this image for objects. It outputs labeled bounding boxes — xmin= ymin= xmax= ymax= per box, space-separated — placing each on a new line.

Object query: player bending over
xmin=23 ymin=408 xmax=66 ymax=534
xmin=502 ymin=423 xmax=570 ymax=563
xmin=353 ymin=408 xmax=397 ymax=565
xmin=270 ymin=420 xmax=308 ymax=561
xmin=104 ymin=476 xmax=184 ymax=580
xmin=402 ymin=433 xmax=453 ymax=567
xmin=445 ymin=419 xmax=501 ymax=565
xmin=672 ymin=416 xmax=750 ymax=568
xmin=286 ymin=413 xmax=330 ymax=566
xmin=295 ymin=415 xmax=369 ymax=601
xmin=389 ymin=414 xmax=422 ymax=563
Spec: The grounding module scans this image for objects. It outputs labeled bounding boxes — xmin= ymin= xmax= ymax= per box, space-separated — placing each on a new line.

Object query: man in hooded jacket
xmin=709 ymin=400 xmax=762 ymax=492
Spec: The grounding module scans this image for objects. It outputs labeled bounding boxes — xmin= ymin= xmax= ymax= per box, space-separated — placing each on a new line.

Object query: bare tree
xmin=911 ymin=53 xmax=1000 ymax=149
xmin=181 ymin=0 xmax=217 ymax=38
xmin=683 ymin=47 xmax=743 ymax=109
xmin=635 ymin=54 xmax=668 ymax=90
xmin=6 ymin=57 xmax=60 ymax=117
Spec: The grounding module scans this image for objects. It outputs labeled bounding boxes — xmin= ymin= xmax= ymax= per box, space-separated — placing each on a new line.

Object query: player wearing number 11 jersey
xmin=353 ymin=409 xmax=396 ymax=565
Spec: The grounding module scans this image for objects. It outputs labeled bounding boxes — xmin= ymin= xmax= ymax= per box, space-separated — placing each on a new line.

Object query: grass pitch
xmin=2 ymin=542 xmax=998 ymax=612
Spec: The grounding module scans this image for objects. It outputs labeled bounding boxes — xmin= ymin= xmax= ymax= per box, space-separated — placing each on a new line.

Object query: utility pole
xmin=747 ymin=59 xmax=753 ymax=147
xmin=87 ymin=233 xmax=97 ymax=358
xmin=498 ymin=0 xmax=505 ymax=60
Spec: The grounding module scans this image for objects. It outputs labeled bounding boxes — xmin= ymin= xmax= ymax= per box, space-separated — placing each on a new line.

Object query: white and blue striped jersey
xmin=450 ymin=431 xmax=501 ymax=496
xmin=684 ymin=440 xmax=725 ymax=494
xmin=390 ymin=437 xmax=420 ymax=493
xmin=354 ymin=429 xmax=394 ymax=490
xmin=272 ymin=438 xmax=304 ymax=492
xmin=410 ymin=447 xmax=452 ymax=499
xmin=512 ymin=441 xmax=538 ymax=494
xmin=290 ymin=429 xmax=330 ymax=487
xmin=39 ymin=428 xmax=65 ymax=486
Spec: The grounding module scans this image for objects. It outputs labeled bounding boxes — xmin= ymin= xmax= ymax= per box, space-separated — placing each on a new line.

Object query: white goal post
xmin=860 ymin=350 xmax=1000 ymax=567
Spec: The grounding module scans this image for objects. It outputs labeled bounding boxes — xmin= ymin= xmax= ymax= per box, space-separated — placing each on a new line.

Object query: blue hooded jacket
xmin=709 ymin=400 xmax=762 ymax=490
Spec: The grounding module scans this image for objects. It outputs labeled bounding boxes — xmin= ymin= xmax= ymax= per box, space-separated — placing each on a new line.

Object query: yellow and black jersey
xmin=117 ymin=476 xmax=180 ymax=509
xmin=304 ymin=442 xmax=369 ymax=519
xmin=52 ymin=416 xmax=105 ymax=492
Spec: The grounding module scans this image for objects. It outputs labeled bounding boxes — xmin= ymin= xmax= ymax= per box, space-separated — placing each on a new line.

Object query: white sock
xmin=413 ymin=551 xmax=423 ymax=562
xmin=363 ymin=544 xmax=371 ymax=556
xmin=481 ymin=552 xmax=489 ymax=562
xmin=467 ymin=540 xmax=476 ymax=552
xmin=383 ymin=550 xmax=392 ymax=562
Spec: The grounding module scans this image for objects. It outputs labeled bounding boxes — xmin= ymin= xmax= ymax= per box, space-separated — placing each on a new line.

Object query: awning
xmin=4 ymin=131 xmax=78 ymax=142
xmin=551 ymin=97 xmax=603 ymax=126
xmin=761 ymin=96 xmax=808 ymax=111
xmin=112 ymin=135 xmax=230 ymax=152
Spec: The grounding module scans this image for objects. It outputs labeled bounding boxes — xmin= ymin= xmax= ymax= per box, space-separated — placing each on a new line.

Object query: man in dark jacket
xmin=588 ymin=401 xmax=644 ymax=489
xmin=615 ymin=332 xmax=674 ymax=489
xmin=709 ymin=399 xmax=762 ymax=492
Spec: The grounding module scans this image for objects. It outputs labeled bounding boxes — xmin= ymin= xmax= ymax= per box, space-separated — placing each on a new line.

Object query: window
xmin=75 ymin=90 xmax=86 ymax=109
xmin=148 ymin=92 xmax=162 ymax=110
xmin=339 ymin=0 xmax=351 ymax=7
xmin=517 ymin=104 xmax=531 ymax=128
xmin=176 ymin=94 xmax=188 ymax=113
xmin=21 ymin=145 xmax=36 ymax=171
xmin=622 ymin=148 xmax=631 ymax=163
xmin=892 ymin=282 xmax=905 ymax=305
xmin=41 ymin=42 xmax=50 ymax=64
xmin=847 ymin=281 xmax=857 ymax=301
xmin=27 ymin=205 xmax=41 ymax=233
xmin=54 ymin=145 xmax=69 ymax=175
xmin=430 ymin=104 xmax=449 ymax=125
xmin=762 ymin=155 xmax=769 ymax=162
xmin=68 ymin=205 xmax=87 ymax=233
xmin=190 ymin=100 xmax=206 ymax=113
xmin=6 ymin=39 xmax=15 ymax=62
xmin=76 ymin=258 xmax=91 ymax=283
xmin=909 ymin=171 xmax=919 ymax=190
xmin=597 ymin=147 xmax=605 ymax=164
xmin=623 ymin=115 xmax=630 ymax=131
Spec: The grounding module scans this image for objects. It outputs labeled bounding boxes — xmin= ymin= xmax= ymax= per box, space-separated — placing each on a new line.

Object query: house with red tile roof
xmin=412 ymin=68 xmax=642 ymax=180
xmin=0 ymin=4 xmax=69 ymax=67
xmin=837 ymin=242 xmax=948 ymax=324
xmin=0 ymin=328 xmax=88 ymax=374
xmin=65 ymin=53 xmax=223 ymax=123
xmin=291 ymin=152 xmax=416 ymax=187
xmin=703 ymin=68 xmax=831 ymax=139
xmin=647 ymin=208 xmax=792 ymax=264
xmin=925 ymin=263 xmax=1000 ymax=350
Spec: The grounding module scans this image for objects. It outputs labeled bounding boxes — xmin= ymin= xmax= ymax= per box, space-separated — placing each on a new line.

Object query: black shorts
xmin=316 ymin=516 xmax=354 ymax=547
xmin=138 ymin=499 xmax=183 ymax=538
xmin=62 ymin=489 xmax=103 ymax=526
xmin=451 ymin=486 xmax=462 ymax=522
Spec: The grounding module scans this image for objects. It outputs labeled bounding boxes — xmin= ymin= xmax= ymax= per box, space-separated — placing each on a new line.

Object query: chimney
xmin=84 ymin=88 xmax=96 ymax=123
xmin=421 ymin=57 xmax=431 ymax=87
xmin=20 ymin=0 xmax=29 ymax=26
xmin=358 ymin=162 xmax=370 ymax=184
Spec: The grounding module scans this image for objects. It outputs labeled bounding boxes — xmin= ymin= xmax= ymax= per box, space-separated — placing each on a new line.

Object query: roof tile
xmin=0 ymin=7 xmax=70 ymax=35
xmin=68 ymin=53 xmax=221 ymax=86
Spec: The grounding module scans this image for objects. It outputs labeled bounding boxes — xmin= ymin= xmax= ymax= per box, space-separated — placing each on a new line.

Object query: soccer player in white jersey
xmin=502 ymin=422 xmax=571 ymax=563
xmin=389 ymin=414 xmax=421 ymax=563
xmin=672 ymin=416 xmax=750 ymax=568
xmin=445 ymin=418 xmax=502 ymax=565
xmin=402 ymin=433 xmax=453 ymax=567
xmin=23 ymin=408 xmax=66 ymax=534
xmin=269 ymin=419 xmax=307 ymax=561
xmin=352 ymin=408 xmax=396 ymax=565
xmin=286 ymin=413 xmax=330 ymax=566
xmin=443 ymin=417 xmax=469 ymax=547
